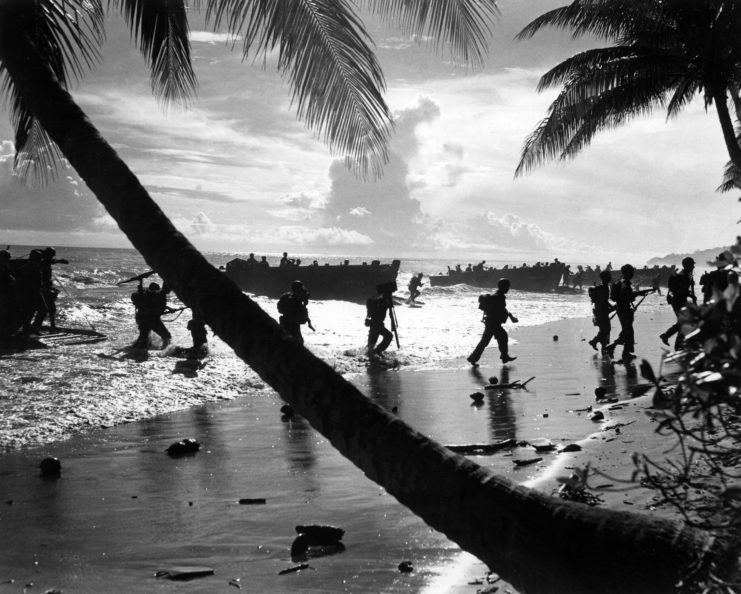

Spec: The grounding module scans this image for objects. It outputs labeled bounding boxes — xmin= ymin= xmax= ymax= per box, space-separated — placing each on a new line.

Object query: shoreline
xmin=0 ymin=306 xmax=685 ymax=593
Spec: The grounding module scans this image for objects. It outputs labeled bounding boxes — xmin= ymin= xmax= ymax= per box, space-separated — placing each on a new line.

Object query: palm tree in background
xmin=0 ymin=1 xmax=737 ymax=591
xmin=515 ymin=0 xmax=741 ymax=190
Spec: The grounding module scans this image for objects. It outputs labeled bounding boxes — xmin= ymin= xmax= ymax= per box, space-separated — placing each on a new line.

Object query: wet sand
xmin=0 ymin=307 xmax=681 ymax=593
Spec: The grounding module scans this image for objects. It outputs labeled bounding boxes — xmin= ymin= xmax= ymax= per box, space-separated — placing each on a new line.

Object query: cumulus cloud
xmin=190 ymin=212 xmax=216 ymax=235
xmin=320 ymin=97 xmax=441 ymax=249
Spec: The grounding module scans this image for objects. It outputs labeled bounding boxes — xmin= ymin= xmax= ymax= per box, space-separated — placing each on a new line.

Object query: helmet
xmin=620 ymin=264 xmax=635 ymax=275
xmin=148 ymin=282 xmax=160 ymax=292
xmin=0 ymin=250 xmax=9 ymax=261
xmin=291 ymin=280 xmax=305 ymax=292
xmin=43 ymin=247 xmax=56 ymax=257
xmin=599 ymin=270 xmax=612 ymax=282
xmin=497 ymin=278 xmax=511 ymax=290
xmin=681 ymin=256 xmax=695 ymax=268
xmin=29 ymin=249 xmax=43 ymax=261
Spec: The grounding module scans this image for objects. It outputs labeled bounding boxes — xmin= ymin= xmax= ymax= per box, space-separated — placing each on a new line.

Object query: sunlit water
xmin=0 ymin=246 xmax=679 ymax=592
xmin=0 ymin=246 xmax=671 ymax=451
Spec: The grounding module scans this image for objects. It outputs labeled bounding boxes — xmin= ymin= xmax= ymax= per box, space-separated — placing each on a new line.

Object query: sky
xmin=0 ymin=0 xmax=738 ymax=265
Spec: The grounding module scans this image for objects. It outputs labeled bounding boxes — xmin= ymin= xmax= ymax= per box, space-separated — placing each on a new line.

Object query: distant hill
xmin=647 ymin=244 xmax=738 ymax=267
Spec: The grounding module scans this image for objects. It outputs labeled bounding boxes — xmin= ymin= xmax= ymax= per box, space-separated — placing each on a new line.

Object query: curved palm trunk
xmin=1 ymin=25 xmax=737 ymax=594
xmin=713 ymin=87 xmax=741 ymax=185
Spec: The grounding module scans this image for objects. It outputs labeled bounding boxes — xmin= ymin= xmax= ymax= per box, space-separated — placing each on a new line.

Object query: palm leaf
xmin=516 ymin=0 xmax=661 ymax=43
xmin=206 ymin=0 xmax=392 ymax=176
xmin=0 ymin=0 xmax=104 ymax=183
xmin=517 ymin=52 xmax=676 ymax=175
xmin=112 ymin=0 xmax=197 ymax=104
xmin=717 ymin=159 xmax=741 ymax=193
xmin=361 ymin=0 xmax=499 ymax=67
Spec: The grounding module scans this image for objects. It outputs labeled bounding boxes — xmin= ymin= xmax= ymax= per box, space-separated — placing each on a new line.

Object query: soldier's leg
xmin=493 ymin=324 xmax=512 ymax=360
xmin=151 ymin=317 xmax=171 ymax=344
xmin=47 ymin=290 xmax=58 ymax=329
xmin=375 ymin=326 xmax=393 ymax=354
xmin=468 ymin=324 xmax=495 ymax=364
xmin=621 ymin=311 xmax=636 ymax=357
xmin=367 ymin=325 xmax=380 ymax=353
xmin=133 ymin=315 xmax=151 ymax=348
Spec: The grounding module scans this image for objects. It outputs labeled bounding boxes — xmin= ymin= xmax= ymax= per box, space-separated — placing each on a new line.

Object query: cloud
xmin=428 ymin=211 xmax=597 ymax=259
xmin=0 ymin=140 xmax=106 ymax=232
xmin=320 ymin=97 xmax=441 ymax=249
xmin=189 ymin=31 xmax=241 ymax=44
xmin=190 ymin=212 xmax=216 ymax=235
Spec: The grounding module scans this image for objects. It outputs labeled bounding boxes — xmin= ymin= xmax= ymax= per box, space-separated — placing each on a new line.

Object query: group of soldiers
xmin=0 ymin=247 xmax=68 ymax=343
xmin=240 ymin=252 xmax=350 ymax=269
xmin=586 ymin=251 xmax=740 ymax=363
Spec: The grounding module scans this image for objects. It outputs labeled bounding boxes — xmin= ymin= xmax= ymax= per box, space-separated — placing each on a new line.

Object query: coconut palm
xmin=0 ymin=1 xmax=737 ymax=592
xmin=515 ymin=0 xmax=741 ymax=187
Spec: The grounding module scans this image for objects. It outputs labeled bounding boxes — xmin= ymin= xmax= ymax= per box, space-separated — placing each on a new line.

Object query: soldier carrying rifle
xmin=125 ymin=271 xmax=172 ymax=349
xmin=605 ymin=264 xmax=655 ymax=363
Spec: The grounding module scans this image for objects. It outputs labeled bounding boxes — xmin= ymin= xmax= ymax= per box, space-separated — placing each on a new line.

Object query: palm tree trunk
xmin=713 ymin=87 xmax=741 ymax=181
xmin=1 ymin=23 xmax=737 ymax=594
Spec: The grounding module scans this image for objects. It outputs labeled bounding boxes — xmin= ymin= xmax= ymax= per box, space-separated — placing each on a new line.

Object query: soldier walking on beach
xmin=659 ymin=257 xmax=696 ymax=349
xmin=605 ymin=264 xmax=653 ymax=363
xmin=588 ymin=270 xmax=613 ymax=353
xmin=467 ymin=278 xmax=518 ymax=367
xmin=277 ymin=280 xmax=312 ymax=344
xmin=131 ymin=280 xmax=172 ymax=349
xmin=365 ymin=284 xmax=395 ymax=357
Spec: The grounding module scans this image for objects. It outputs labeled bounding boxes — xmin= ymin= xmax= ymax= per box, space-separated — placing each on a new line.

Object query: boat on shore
xmin=574 ymin=265 xmax=677 ymax=289
xmin=224 ymin=258 xmax=401 ymax=302
xmin=430 ymin=262 xmax=567 ymax=293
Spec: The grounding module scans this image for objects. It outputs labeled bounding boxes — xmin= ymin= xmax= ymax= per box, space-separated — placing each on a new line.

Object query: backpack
xmin=588 ymin=285 xmax=598 ymax=304
xmin=478 ymin=294 xmax=496 ymax=312
xmin=277 ymin=293 xmax=292 ymax=315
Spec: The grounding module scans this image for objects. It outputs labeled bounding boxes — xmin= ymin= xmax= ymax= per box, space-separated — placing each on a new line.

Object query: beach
xmin=0 ymin=300 xmax=684 ymax=593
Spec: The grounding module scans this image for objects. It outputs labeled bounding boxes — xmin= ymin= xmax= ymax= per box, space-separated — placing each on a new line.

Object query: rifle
xmin=117 ymin=270 xmax=155 ymax=286
xmin=609 ymin=288 xmax=655 ymax=320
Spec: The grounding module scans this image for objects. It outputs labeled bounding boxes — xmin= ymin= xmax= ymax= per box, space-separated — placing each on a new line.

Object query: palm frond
xmin=361 ymin=0 xmax=499 ymax=68
xmin=558 ymin=78 xmax=668 ymax=160
xmin=666 ymin=75 xmax=700 ymax=119
xmin=30 ymin=0 xmax=106 ymax=84
xmin=536 ymin=46 xmax=677 ymax=91
xmin=516 ymin=62 xmax=674 ymax=176
xmin=516 ymin=0 xmax=661 ymax=43
xmin=206 ymin=0 xmax=392 ymax=176
xmin=113 ymin=0 xmax=197 ymax=104
xmin=14 ymin=119 xmax=66 ymax=187
xmin=717 ymin=157 xmax=741 ymax=192
xmin=0 ymin=1 xmax=105 ymax=184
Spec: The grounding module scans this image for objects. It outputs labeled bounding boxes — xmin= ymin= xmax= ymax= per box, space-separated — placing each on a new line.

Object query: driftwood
xmin=485 ymin=377 xmax=535 ymax=390
xmin=446 ymin=439 xmax=517 ymax=455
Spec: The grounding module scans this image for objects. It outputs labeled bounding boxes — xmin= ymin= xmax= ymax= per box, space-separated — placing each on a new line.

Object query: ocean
xmin=0 ymin=244 xmax=671 ymax=451
xmin=0 ymin=245 xmax=678 ymax=593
